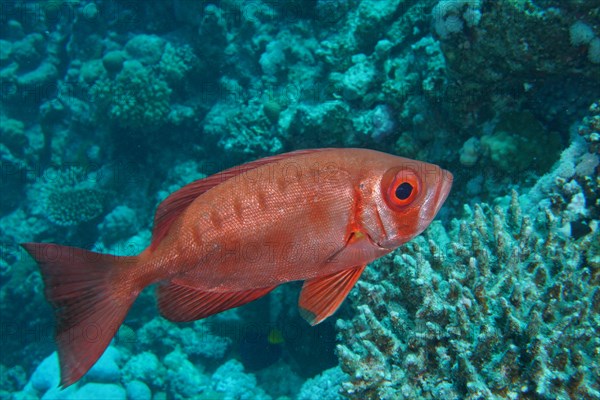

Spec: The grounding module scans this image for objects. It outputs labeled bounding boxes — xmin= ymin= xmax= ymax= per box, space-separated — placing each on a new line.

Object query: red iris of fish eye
xmin=387 ymin=170 xmax=420 ymax=209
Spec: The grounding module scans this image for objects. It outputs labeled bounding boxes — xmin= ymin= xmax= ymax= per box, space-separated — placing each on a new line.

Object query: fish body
xmin=147 ymin=149 xmax=450 ymax=286
xmin=22 ymin=148 xmax=452 ymax=386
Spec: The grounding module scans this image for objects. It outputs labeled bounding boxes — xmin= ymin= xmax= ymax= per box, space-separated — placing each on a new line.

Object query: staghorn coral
xmin=337 ymin=191 xmax=599 ymax=399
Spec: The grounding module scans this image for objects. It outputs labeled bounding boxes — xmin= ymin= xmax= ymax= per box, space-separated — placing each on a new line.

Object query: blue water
xmin=1 ymin=1 xmax=598 ymax=399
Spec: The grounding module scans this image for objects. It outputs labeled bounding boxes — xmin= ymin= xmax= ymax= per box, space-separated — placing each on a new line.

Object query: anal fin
xmin=298 ymin=265 xmax=366 ymax=325
xmin=157 ymin=281 xmax=276 ymax=322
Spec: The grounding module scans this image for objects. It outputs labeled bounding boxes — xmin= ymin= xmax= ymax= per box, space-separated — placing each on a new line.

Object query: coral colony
xmin=1 ymin=1 xmax=598 ymax=399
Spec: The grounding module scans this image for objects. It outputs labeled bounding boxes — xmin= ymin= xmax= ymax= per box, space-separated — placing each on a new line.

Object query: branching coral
xmin=337 ymin=191 xmax=599 ymax=399
xmin=92 ymin=60 xmax=172 ymax=130
xmin=30 ymin=167 xmax=105 ymax=227
xmin=158 ymin=43 xmax=198 ymax=85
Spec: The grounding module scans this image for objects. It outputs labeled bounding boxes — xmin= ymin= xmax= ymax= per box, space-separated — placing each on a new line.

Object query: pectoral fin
xmin=298 ymin=265 xmax=366 ymax=325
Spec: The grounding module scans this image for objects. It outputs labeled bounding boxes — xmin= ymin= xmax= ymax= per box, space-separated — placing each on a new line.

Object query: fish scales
xmin=21 ymin=148 xmax=453 ymax=386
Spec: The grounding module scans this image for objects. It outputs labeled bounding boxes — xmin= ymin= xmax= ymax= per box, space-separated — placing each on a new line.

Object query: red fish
xmin=22 ymin=148 xmax=452 ymax=386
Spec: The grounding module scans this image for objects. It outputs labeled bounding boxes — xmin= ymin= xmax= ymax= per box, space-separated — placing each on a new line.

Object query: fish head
xmin=359 ymin=156 xmax=453 ymax=250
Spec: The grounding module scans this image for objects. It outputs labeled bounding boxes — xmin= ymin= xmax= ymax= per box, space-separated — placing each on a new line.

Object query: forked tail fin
xmin=21 ymin=243 xmax=140 ymax=387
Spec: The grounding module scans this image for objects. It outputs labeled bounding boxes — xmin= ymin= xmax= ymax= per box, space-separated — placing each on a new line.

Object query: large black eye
xmin=384 ymin=168 xmax=420 ymax=210
xmin=395 ymin=182 xmax=413 ymax=200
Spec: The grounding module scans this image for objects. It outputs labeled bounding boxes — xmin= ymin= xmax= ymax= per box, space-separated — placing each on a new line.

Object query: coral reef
xmin=203 ymin=97 xmax=284 ymax=159
xmin=211 ymin=359 xmax=271 ymax=400
xmin=135 ymin=317 xmax=231 ymax=360
xmin=91 ymin=59 xmax=172 ymax=131
xmin=480 ymin=111 xmax=562 ymax=173
xmin=1 ymin=1 xmax=599 ymax=399
xmin=337 ymin=190 xmax=599 ymax=399
xmin=578 ymin=99 xmax=600 ymax=154
xmin=14 ymin=333 xmax=268 ymax=400
xmin=297 ymin=366 xmax=347 ymax=400
xmin=28 ymin=166 xmax=105 ymax=227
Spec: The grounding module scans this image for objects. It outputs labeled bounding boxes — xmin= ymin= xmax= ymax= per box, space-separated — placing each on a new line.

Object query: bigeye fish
xmin=22 ymin=148 xmax=453 ymax=386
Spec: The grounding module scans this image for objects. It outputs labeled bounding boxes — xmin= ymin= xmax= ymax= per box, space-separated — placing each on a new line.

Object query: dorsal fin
xmin=151 ymin=149 xmax=329 ymax=250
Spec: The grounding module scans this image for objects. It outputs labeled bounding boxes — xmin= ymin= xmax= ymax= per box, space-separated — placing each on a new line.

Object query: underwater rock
xmin=589 ymin=37 xmax=600 ymax=64
xmin=0 ymin=40 xmax=11 ymax=68
xmin=255 ymin=361 xmax=304 ymax=398
xmin=351 ymin=104 xmax=396 ymax=143
xmin=1 ymin=30 xmax=61 ymax=103
xmin=0 ymin=118 xmax=27 ymax=154
xmin=29 ymin=352 xmax=59 ymax=393
xmin=11 ymin=33 xmax=45 ymax=68
xmin=340 ymin=54 xmax=376 ymax=100
xmin=86 ymin=346 xmax=121 ymax=383
xmin=79 ymin=59 xmax=104 ymax=84
xmin=260 ymin=40 xmax=286 ymax=77
xmin=158 ymin=43 xmax=198 ymax=85
xmin=73 ymin=383 xmax=126 ymax=400
xmin=370 ymin=104 xmax=395 ymax=142
xmin=436 ymin=1 xmax=600 ymax=131
xmin=125 ymin=381 xmax=151 ymax=400
xmin=39 ymin=385 xmax=77 ymax=400
xmin=458 ymin=137 xmax=480 ymax=167
xmin=124 ymin=35 xmax=166 ymax=66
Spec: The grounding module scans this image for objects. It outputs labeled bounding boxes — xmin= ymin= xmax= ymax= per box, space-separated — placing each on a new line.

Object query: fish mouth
xmin=433 ymin=169 xmax=453 ymax=216
xmin=367 ymin=233 xmax=388 ymax=251
xmin=416 ymin=168 xmax=453 ymax=235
